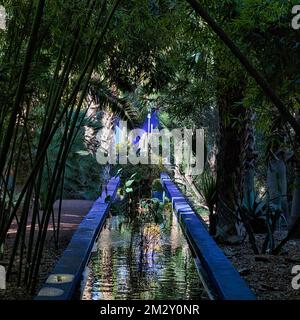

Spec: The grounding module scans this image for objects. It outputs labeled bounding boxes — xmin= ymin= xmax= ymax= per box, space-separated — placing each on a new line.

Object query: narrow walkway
xmin=7 ymin=200 xmax=95 ymax=251
xmin=35 ymin=177 xmax=120 ymax=300
xmin=1 ymin=200 xmax=94 ymax=300
xmin=51 ymin=200 xmax=94 ymax=245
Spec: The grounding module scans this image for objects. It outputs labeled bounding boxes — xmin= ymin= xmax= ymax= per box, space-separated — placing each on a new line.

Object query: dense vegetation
xmin=0 ymin=0 xmax=300 ymax=296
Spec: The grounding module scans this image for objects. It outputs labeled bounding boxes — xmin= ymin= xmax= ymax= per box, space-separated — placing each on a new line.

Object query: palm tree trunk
xmin=216 ymin=84 xmax=246 ymax=241
xmin=242 ymin=111 xmax=257 ymax=203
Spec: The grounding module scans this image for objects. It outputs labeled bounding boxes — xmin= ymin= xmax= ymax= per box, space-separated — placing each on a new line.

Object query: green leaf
xmin=129 ymin=173 xmax=137 ymax=180
xmin=115 ymin=168 xmax=123 ymax=177
xmin=76 ymin=150 xmax=90 ymax=156
xmin=125 ymin=179 xmax=135 ymax=187
xmin=105 ymin=195 xmax=111 ymax=203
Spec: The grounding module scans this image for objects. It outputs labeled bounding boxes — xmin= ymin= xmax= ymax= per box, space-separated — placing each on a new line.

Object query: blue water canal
xmin=81 ymin=208 xmax=208 ymax=300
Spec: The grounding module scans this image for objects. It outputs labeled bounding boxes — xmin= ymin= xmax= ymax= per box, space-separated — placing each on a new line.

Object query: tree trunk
xmin=289 ymin=166 xmax=300 ymax=238
xmin=216 ymin=85 xmax=246 ymax=241
xmin=267 ymin=151 xmax=289 ymax=219
xmin=242 ymin=111 xmax=257 ymax=205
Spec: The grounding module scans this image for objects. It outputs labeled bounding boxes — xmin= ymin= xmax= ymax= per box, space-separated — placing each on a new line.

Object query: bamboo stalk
xmin=0 ymin=0 xmax=45 ymax=176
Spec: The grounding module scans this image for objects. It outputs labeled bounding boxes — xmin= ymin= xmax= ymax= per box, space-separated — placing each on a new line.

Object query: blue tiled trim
xmin=35 ymin=176 xmax=120 ymax=300
xmin=161 ymin=173 xmax=256 ymax=300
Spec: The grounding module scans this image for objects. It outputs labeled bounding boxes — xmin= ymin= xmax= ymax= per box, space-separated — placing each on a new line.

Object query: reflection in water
xmin=82 ymin=210 xmax=207 ymax=300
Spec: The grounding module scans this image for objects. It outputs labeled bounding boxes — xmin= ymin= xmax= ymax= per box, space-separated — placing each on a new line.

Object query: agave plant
xmin=241 ymin=191 xmax=267 ymax=234
xmin=197 ymin=170 xmax=217 ymax=235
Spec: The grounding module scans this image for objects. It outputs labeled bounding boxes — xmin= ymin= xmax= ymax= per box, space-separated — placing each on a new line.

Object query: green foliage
xmin=241 ymin=191 xmax=266 ymax=221
xmin=34 ymin=113 xmax=103 ymax=202
xmin=196 ymin=170 xmax=217 ymax=214
xmin=152 ymin=178 xmax=164 ymax=193
xmin=137 ymin=198 xmax=164 ymax=225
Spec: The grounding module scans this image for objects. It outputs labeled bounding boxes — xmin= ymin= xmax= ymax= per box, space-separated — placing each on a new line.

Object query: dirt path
xmin=1 ymin=199 xmax=94 ymax=300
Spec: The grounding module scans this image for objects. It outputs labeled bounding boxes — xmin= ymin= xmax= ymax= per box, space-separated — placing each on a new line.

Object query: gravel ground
xmin=219 ymin=235 xmax=300 ymax=300
xmin=0 ymin=238 xmax=65 ymax=300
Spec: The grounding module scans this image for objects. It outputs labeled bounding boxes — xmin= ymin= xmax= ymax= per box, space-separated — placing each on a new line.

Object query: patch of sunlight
xmin=46 ymin=274 xmax=75 ymax=284
xmin=37 ymin=287 xmax=64 ymax=297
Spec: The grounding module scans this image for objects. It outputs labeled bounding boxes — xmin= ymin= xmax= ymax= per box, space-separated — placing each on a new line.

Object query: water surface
xmin=82 ymin=210 xmax=207 ymax=300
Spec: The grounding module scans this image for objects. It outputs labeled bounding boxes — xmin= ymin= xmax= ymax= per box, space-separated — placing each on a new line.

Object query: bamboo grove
xmin=0 ymin=0 xmax=121 ymax=292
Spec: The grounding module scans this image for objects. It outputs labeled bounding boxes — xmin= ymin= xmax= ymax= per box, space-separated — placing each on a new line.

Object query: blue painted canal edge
xmin=161 ymin=173 xmax=256 ymax=300
xmin=35 ymin=176 xmax=120 ymax=300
